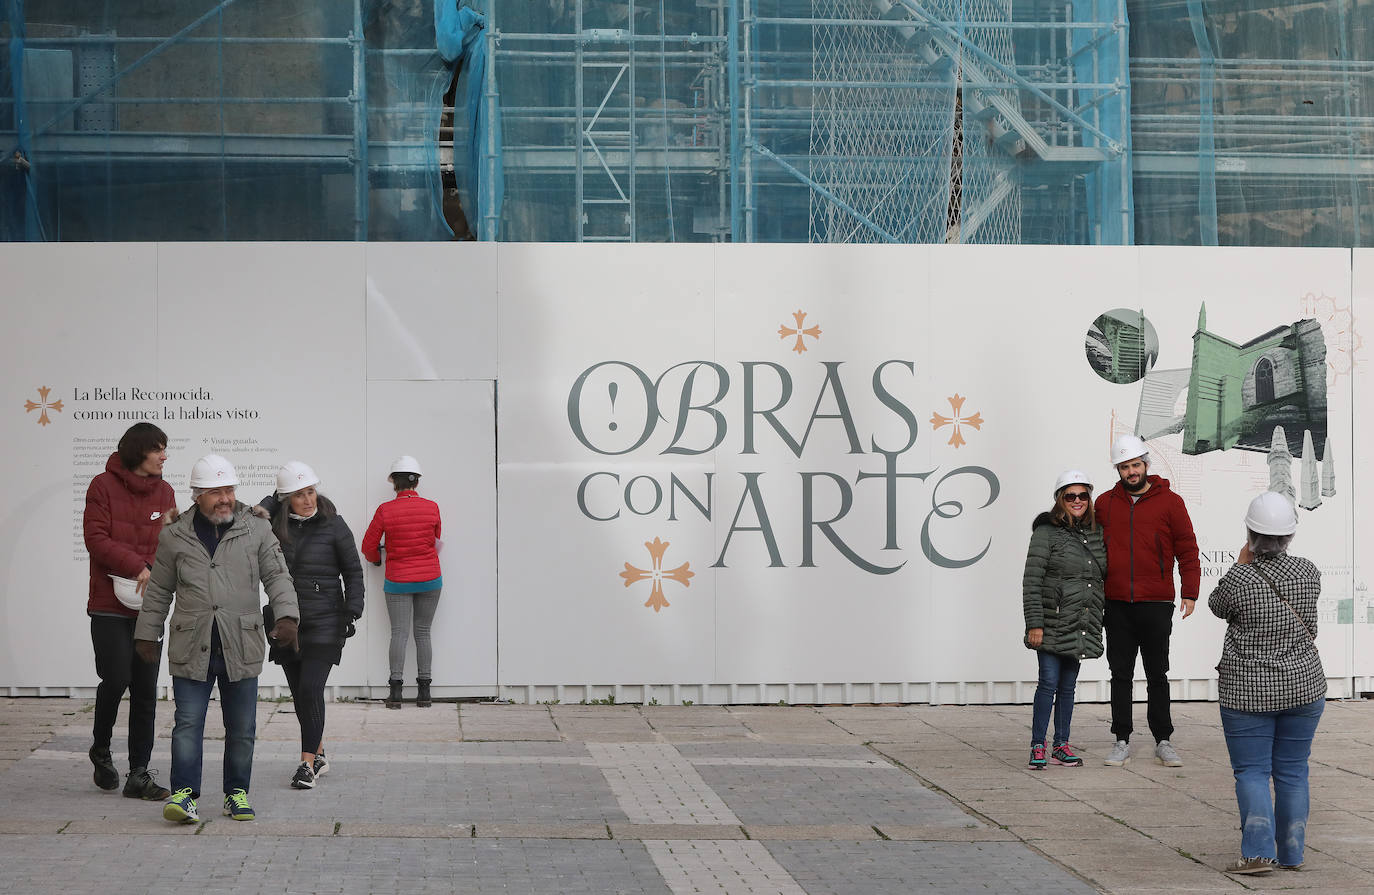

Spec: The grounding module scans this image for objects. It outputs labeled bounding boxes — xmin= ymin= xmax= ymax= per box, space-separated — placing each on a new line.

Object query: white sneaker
xmin=1155 ymin=740 xmax=1183 ymax=767
xmin=1104 ymin=739 xmax=1131 ymax=766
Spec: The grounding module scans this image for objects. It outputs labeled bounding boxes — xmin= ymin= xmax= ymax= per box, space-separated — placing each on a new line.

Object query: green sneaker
xmin=163 ymin=787 xmax=199 ymax=824
xmin=222 ymin=788 xmax=255 ymax=821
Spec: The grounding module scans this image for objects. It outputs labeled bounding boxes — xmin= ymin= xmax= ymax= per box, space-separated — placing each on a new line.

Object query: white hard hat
xmin=390 ymin=455 xmax=423 ymax=476
xmin=1245 ymin=491 xmax=1297 ymax=536
xmin=1054 ymin=470 xmax=1092 ymax=495
xmin=1110 ymin=435 xmax=1149 ymax=466
xmin=108 ymin=574 xmax=142 ymax=611
xmin=189 ymin=454 xmax=239 ymax=488
xmin=275 ymin=460 xmax=320 ymax=496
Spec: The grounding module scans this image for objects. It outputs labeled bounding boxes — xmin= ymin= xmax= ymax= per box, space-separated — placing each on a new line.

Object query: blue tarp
xmin=436 ymin=2 xmax=503 ymax=240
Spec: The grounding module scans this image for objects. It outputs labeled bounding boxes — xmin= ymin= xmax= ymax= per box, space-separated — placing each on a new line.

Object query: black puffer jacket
xmin=261 ymin=494 xmax=365 ymax=665
xmin=1021 ymin=512 xmax=1106 ymax=659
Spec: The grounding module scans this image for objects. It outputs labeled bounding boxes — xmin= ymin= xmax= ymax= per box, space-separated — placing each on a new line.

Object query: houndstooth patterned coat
xmin=1208 ymin=552 xmax=1326 ymax=713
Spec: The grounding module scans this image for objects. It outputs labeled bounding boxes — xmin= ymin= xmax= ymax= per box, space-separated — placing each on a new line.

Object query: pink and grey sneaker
xmin=1051 ymin=743 xmax=1083 ymax=766
xmin=1029 ymin=743 xmax=1048 ymax=770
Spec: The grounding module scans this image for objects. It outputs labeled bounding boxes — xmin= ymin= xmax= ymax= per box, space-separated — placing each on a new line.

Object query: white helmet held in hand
xmin=1110 ymin=435 xmax=1149 ymax=466
xmin=1054 ymin=470 xmax=1092 ymax=495
xmin=189 ymin=454 xmax=239 ymax=488
xmin=275 ymin=460 xmax=320 ymax=496
xmin=109 ymin=574 xmax=142 ymax=611
xmin=1245 ymin=491 xmax=1298 ymax=536
xmin=390 ymin=455 xmax=423 ymax=477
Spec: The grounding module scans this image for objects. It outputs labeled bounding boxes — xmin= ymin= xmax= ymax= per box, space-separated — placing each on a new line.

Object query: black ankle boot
xmin=386 ymin=679 xmax=403 ymax=709
xmin=416 ymin=678 xmax=432 ymax=708
xmin=89 ymin=746 xmax=119 ymax=791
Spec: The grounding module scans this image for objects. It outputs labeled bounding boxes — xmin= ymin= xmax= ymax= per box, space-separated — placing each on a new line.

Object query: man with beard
xmin=1096 ymin=435 xmax=1200 ymax=768
xmin=134 ymin=454 xmax=298 ymax=824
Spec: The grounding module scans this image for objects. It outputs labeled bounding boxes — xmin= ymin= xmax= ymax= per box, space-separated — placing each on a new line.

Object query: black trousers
xmin=1104 ymin=600 xmax=1174 ymax=743
xmin=90 ymin=615 xmax=160 ymax=769
xmin=281 ymin=656 xmax=333 ymax=755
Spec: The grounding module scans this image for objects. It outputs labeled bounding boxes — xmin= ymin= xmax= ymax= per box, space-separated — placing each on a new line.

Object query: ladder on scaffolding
xmin=576 ymin=2 xmax=636 ymax=242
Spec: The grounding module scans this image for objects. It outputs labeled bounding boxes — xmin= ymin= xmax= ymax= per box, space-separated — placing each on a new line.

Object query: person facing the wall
xmin=133 ymin=454 xmax=298 ymax=824
xmin=82 ymin=422 xmax=179 ymax=801
xmin=1210 ymin=491 xmax=1325 ymax=876
xmin=1095 ymin=435 xmax=1200 ymax=768
xmin=259 ymin=461 xmax=365 ymax=791
xmin=1021 ymin=470 xmax=1106 ymax=770
xmin=361 ymin=455 xmax=442 ymax=709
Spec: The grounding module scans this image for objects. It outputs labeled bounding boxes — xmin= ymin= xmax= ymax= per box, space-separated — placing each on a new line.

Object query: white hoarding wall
xmin=1 ymin=243 xmax=498 ymax=698
xmin=1 ymin=243 xmax=1365 ymax=703
xmin=1353 ymin=248 xmax=1373 ymax=696
xmin=496 ymin=244 xmax=1364 ymax=704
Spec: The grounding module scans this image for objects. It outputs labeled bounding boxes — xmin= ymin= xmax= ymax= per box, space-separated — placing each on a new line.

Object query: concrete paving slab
xmin=335 ymin=822 xmax=474 ymax=837
xmin=199 ymin=819 xmax=336 ymax=836
xmin=875 ymin=823 xmax=1019 ymax=841
xmin=475 ymin=823 xmax=609 ymax=839
xmin=743 ymin=824 xmax=879 ymax=840
xmin=1 ymin=697 xmax=1370 ymax=894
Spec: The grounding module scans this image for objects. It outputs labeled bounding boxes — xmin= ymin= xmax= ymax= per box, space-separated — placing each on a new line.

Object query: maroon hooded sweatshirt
xmin=83 ymin=452 xmax=176 ymax=617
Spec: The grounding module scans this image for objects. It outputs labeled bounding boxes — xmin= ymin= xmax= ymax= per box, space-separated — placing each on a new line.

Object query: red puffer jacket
xmin=361 ymin=490 xmax=442 ymax=583
xmin=83 ymin=452 xmax=177 ymax=617
xmin=1094 ymin=475 xmax=1201 ymax=603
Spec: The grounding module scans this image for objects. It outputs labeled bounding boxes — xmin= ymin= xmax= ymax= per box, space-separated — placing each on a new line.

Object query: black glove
xmin=343 ymin=621 xmax=357 ymax=639
xmin=270 ymin=617 xmax=299 ymax=651
xmin=134 ymin=639 xmax=161 ymax=665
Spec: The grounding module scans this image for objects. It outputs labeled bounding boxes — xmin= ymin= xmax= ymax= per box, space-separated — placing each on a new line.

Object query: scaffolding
xmin=2 ymin=1 xmax=1369 ymax=245
xmin=489 ymin=0 xmax=1133 ymax=243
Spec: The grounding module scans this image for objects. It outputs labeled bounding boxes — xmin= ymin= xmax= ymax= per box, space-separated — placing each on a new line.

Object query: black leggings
xmin=281 ymin=656 xmax=333 ymax=755
xmin=91 ymin=615 xmax=160 ymax=768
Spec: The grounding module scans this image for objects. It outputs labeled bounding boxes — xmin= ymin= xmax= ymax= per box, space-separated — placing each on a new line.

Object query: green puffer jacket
xmin=1021 ymin=512 xmax=1107 ymax=659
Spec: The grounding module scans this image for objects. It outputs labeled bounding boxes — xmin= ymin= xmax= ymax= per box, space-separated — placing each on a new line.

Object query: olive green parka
xmin=1021 ymin=512 xmax=1107 ymax=659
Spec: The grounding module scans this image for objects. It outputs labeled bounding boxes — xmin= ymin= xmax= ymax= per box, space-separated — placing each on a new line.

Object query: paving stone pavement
xmin=0 ymin=697 xmax=1371 ymax=894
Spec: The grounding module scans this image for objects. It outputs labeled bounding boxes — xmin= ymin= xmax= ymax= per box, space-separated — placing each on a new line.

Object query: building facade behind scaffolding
xmin=1 ymin=1 xmax=1369 ymax=245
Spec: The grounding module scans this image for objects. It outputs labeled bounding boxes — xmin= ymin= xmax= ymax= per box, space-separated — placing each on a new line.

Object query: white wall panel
xmin=1 ymin=243 xmax=1362 ymax=702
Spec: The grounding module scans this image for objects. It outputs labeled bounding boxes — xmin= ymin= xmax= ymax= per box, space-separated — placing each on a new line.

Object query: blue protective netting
xmin=0 ymin=0 xmax=501 ymax=241
xmin=1127 ymin=0 xmax=1373 ymax=247
xmin=1 ymin=1 xmax=1369 ymax=245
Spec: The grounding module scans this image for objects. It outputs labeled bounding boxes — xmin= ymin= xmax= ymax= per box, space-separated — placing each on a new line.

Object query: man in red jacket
xmin=83 ymin=422 xmax=179 ymax=799
xmin=1095 ymin=435 xmax=1200 ymax=769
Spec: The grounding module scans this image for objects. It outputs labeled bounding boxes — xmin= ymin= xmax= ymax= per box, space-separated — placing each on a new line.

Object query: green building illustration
xmin=1087 ymin=309 xmax=1159 ymax=384
xmin=1182 ymin=303 xmax=1327 ymax=456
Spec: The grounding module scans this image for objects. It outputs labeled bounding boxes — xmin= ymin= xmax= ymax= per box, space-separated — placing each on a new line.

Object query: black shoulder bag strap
xmin=1251 ymin=563 xmax=1316 ymax=642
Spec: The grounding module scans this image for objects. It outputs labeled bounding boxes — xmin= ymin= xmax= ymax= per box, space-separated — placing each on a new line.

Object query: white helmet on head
xmin=189 ymin=454 xmax=239 ymax=488
xmin=1054 ymin=470 xmax=1092 ymax=495
xmin=1245 ymin=491 xmax=1297 ymax=536
xmin=1110 ymin=435 xmax=1149 ymax=467
xmin=390 ymin=455 xmax=423 ymax=477
xmin=275 ymin=460 xmax=320 ymax=496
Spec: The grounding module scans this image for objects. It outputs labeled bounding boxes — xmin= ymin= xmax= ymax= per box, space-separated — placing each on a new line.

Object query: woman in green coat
xmin=1021 ymin=470 xmax=1106 ymax=769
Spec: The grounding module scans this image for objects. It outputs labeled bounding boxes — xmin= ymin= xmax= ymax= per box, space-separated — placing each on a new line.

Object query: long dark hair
xmin=117 ymin=422 xmax=168 ymax=470
xmin=1050 ymin=486 xmax=1096 ymax=529
xmin=272 ymin=492 xmax=337 ymax=546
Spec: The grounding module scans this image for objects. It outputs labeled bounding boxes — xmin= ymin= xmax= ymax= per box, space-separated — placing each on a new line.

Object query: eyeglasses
xmin=1062 ymin=492 xmax=1090 ymax=502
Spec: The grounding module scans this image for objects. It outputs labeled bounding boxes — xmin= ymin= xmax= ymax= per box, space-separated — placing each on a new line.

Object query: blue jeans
xmin=1220 ymin=698 xmax=1324 ymax=865
xmin=170 ymin=652 xmax=258 ymax=797
xmin=1031 ymin=651 xmax=1081 ymax=746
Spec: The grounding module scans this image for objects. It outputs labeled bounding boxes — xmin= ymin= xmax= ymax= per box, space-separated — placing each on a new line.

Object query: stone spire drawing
xmin=1267 ymin=425 xmax=1295 ymax=505
xmin=1299 ymin=430 xmax=1321 ymax=510
xmin=1321 ymin=439 xmax=1336 ymax=496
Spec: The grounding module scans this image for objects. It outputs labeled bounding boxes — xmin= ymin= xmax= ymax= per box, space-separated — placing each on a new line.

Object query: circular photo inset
xmin=1086 ymin=309 xmax=1160 ymax=384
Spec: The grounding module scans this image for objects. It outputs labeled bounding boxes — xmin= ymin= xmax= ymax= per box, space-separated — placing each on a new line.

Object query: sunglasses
xmin=1062 ymin=491 xmax=1091 ymax=502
